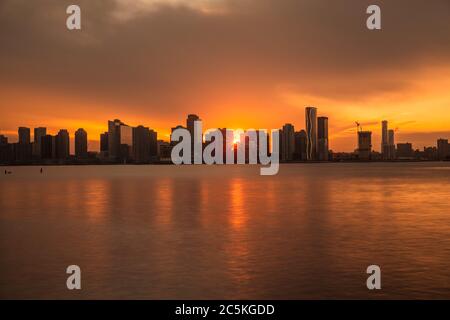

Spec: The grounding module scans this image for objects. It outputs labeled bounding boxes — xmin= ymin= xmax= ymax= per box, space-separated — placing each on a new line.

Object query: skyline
xmin=1 ymin=110 xmax=449 ymax=160
xmin=1 ymin=0 xmax=450 ymax=152
xmin=0 ymin=114 xmax=449 ymax=155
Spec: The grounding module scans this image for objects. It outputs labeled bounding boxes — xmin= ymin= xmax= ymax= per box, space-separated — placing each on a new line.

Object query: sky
xmin=0 ymin=0 xmax=449 ymax=152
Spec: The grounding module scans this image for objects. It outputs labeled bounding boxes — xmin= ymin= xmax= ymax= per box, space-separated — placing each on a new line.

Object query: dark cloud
xmin=0 ymin=0 xmax=449 ymax=119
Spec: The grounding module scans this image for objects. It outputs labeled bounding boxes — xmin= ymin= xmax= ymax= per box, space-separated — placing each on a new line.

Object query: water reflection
xmin=0 ymin=163 xmax=450 ymax=299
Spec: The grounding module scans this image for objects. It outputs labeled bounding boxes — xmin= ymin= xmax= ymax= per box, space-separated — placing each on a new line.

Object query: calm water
xmin=1 ymin=163 xmax=450 ymax=299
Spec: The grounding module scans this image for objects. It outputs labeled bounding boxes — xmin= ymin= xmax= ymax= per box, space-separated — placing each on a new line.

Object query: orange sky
xmin=1 ymin=0 xmax=449 ymax=152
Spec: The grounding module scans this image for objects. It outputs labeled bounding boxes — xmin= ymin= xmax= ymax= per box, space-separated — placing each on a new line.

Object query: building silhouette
xmin=75 ymin=128 xmax=88 ymax=159
xmin=33 ymin=127 xmax=47 ymax=158
xmin=280 ymin=123 xmax=295 ymax=161
xmin=388 ymin=129 xmax=396 ymax=160
xmin=132 ymin=125 xmax=152 ymax=163
xmin=100 ymin=132 xmax=109 ymax=157
xmin=357 ymin=131 xmax=372 ymax=160
xmin=294 ymin=130 xmax=307 ymax=160
xmin=317 ymin=117 xmax=329 ymax=161
xmin=437 ymin=139 xmax=449 ymax=160
xmin=108 ymin=119 xmax=132 ymax=161
xmin=381 ymin=120 xmax=388 ymax=158
xmin=397 ymin=143 xmax=414 ymax=159
xmin=186 ymin=114 xmax=201 ymax=162
xmin=56 ymin=129 xmax=70 ymax=159
xmin=18 ymin=127 xmax=30 ymax=144
xmin=305 ymin=106 xmax=317 ymax=160
xmin=41 ymin=135 xmax=54 ymax=159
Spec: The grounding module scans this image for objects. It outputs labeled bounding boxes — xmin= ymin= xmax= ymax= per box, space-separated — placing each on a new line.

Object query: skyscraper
xmin=108 ymin=119 xmax=130 ymax=161
xmin=75 ymin=128 xmax=88 ymax=159
xmin=33 ymin=127 xmax=47 ymax=158
xmin=18 ymin=127 xmax=30 ymax=144
xmin=388 ymin=129 xmax=396 ymax=160
xmin=381 ymin=120 xmax=389 ymax=159
xmin=357 ymin=131 xmax=372 ymax=160
xmin=186 ymin=114 xmax=201 ymax=162
xmin=16 ymin=127 xmax=32 ymax=161
xmin=41 ymin=135 xmax=54 ymax=159
xmin=132 ymin=125 xmax=151 ymax=163
xmin=280 ymin=124 xmax=295 ymax=161
xmin=100 ymin=132 xmax=109 ymax=153
xmin=305 ymin=106 xmax=317 ymax=160
xmin=149 ymin=129 xmax=158 ymax=159
xmin=55 ymin=129 xmax=70 ymax=159
xmin=294 ymin=130 xmax=307 ymax=161
xmin=317 ymin=117 xmax=329 ymax=161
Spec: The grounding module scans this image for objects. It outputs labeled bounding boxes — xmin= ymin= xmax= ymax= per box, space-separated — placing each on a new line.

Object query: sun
xmin=233 ymin=130 xmax=243 ymax=144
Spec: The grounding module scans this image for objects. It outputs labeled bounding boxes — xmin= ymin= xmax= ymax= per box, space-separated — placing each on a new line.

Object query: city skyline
xmin=1 ymin=108 xmax=449 ymax=164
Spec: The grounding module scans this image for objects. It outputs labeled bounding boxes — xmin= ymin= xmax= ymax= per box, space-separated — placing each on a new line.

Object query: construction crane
xmin=355 ymin=121 xmax=363 ymax=132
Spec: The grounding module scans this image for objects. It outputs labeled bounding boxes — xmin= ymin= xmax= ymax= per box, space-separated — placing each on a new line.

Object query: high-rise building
xmin=280 ymin=123 xmax=295 ymax=161
xmin=317 ymin=117 xmax=329 ymax=161
xmin=100 ymin=132 xmax=109 ymax=152
xmin=18 ymin=127 xmax=30 ymax=144
xmin=41 ymin=135 xmax=54 ymax=159
xmin=108 ymin=119 xmax=131 ymax=161
xmin=16 ymin=127 xmax=32 ymax=161
xmin=388 ymin=129 xmax=396 ymax=160
xmin=149 ymin=129 xmax=158 ymax=158
xmin=305 ymin=106 xmax=317 ymax=160
xmin=187 ymin=114 xmax=201 ymax=162
xmin=186 ymin=114 xmax=200 ymax=138
xmin=56 ymin=129 xmax=70 ymax=159
xmin=75 ymin=128 xmax=88 ymax=159
xmin=33 ymin=127 xmax=47 ymax=158
xmin=381 ymin=120 xmax=389 ymax=159
xmin=357 ymin=131 xmax=372 ymax=160
xmin=437 ymin=139 xmax=449 ymax=160
xmin=294 ymin=130 xmax=307 ymax=161
xmin=132 ymin=125 xmax=151 ymax=163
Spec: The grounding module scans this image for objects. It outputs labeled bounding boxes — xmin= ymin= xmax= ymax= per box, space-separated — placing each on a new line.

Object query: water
xmin=1 ymin=163 xmax=450 ymax=299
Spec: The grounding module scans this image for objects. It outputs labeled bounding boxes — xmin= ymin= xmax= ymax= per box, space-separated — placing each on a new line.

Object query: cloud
xmin=0 ymin=0 xmax=449 ymax=146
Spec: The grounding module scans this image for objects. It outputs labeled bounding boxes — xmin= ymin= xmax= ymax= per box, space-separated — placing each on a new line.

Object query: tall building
xmin=56 ymin=129 xmax=70 ymax=159
xmin=388 ymin=129 xmax=396 ymax=160
xmin=437 ymin=139 xmax=449 ymax=160
xmin=75 ymin=128 xmax=88 ymax=159
xmin=16 ymin=127 xmax=32 ymax=161
xmin=357 ymin=131 xmax=372 ymax=160
xmin=149 ymin=129 xmax=158 ymax=158
xmin=186 ymin=114 xmax=201 ymax=162
xmin=100 ymin=132 xmax=109 ymax=152
xmin=381 ymin=120 xmax=389 ymax=159
xmin=132 ymin=125 xmax=151 ymax=163
xmin=280 ymin=123 xmax=295 ymax=161
xmin=317 ymin=117 xmax=329 ymax=161
xmin=294 ymin=130 xmax=307 ymax=161
xmin=33 ymin=127 xmax=47 ymax=158
xmin=41 ymin=135 xmax=54 ymax=159
xmin=108 ymin=119 xmax=131 ymax=161
xmin=18 ymin=127 xmax=30 ymax=144
xmin=305 ymin=106 xmax=317 ymax=160
xmin=186 ymin=114 xmax=200 ymax=138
